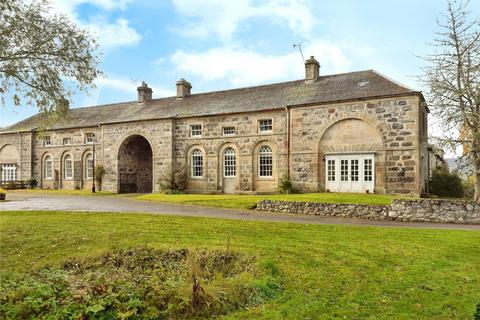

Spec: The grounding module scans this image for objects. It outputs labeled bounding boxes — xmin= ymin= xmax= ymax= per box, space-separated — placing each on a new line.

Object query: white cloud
xmin=170 ymin=40 xmax=351 ymax=87
xmin=49 ymin=0 xmax=141 ymax=49
xmin=96 ymin=77 xmax=175 ymax=98
xmin=171 ymin=0 xmax=316 ymax=40
xmin=87 ymin=17 xmax=141 ymax=48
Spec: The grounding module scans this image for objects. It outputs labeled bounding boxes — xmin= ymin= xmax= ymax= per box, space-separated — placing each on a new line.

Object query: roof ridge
xmin=65 ymin=69 xmax=380 ymax=111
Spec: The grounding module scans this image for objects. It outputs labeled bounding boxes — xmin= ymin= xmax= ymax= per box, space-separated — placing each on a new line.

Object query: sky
xmin=1 ymin=0 xmax=479 ymax=130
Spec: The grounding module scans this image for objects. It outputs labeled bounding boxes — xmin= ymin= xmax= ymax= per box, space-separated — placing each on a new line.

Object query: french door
xmin=325 ymin=154 xmax=374 ymax=193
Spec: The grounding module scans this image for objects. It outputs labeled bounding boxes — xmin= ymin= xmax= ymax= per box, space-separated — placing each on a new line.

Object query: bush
xmin=278 ymin=174 xmax=299 ymax=194
xmin=0 ymin=247 xmax=281 ymax=319
xmin=474 ymin=303 xmax=480 ymax=320
xmin=158 ymin=166 xmax=187 ymax=194
xmin=428 ymin=169 xmax=464 ymax=198
xmin=26 ymin=178 xmax=38 ymax=189
xmin=0 ymin=188 xmax=5 ymax=201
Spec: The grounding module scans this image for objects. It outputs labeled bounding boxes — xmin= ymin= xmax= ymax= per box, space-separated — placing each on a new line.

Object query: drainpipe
xmin=285 ymin=106 xmax=291 ymax=178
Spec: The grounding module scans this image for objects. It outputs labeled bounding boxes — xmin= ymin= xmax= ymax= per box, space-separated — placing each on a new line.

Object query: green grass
xmin=138 ymin=192 xmax=413 ymax=209
xmin=1 ymin=211 xmax=479 ymax=319
xmin=8 ymin=189 xmax=116 ymax=196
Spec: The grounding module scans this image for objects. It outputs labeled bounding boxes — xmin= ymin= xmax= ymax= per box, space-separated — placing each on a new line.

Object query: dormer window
xmin=85 ymin=133 xmax=96 ymax=144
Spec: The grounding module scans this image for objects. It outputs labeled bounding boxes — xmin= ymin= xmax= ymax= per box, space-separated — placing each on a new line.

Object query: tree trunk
xmin=475 ymin=161 xmax=480 ymax=202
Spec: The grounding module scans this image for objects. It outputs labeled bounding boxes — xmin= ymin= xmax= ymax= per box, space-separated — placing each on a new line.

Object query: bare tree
xmin=0 ymin=0 xmax=101 ymax=118
xmin=421 ymin=0 xmax=480 ymax=201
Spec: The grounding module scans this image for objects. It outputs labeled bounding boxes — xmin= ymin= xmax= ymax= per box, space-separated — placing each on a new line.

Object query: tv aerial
xmin=293 ymin=41 xmax=307 ymax=63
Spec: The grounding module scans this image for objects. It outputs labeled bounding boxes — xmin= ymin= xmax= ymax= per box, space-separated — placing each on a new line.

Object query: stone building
xmin=0 ymin=57 xmax=429 ymax=195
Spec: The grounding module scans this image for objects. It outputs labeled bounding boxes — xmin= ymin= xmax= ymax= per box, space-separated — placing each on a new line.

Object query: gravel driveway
xmin=1 ymin=191 xmax=478 ymax=231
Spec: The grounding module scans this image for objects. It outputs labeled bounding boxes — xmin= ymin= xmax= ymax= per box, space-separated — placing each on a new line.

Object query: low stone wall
xmin=255 ymin=199 xmax=480 ymax=224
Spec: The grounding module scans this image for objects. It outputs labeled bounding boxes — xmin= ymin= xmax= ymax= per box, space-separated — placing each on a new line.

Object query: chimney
xmin=176 ymin=78 xmax=192 ymax=99
xmin=137 ymin=81 xmax=152 ymax=103
xmin=305 ymin=56 xmax=320 ymax=83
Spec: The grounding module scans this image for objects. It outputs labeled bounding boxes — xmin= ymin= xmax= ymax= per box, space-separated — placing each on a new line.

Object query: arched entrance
xmin=319 ymin=119 xmax=384 ymax=193
xmin=118 ymin=135 xmax=153 ymax=193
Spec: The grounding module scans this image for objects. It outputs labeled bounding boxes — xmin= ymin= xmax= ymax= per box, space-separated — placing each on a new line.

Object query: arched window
xmin=44 ymin=155 xmax=53 ymax=179
xmin=223 ymin=147 xmax=236 ymax=177
xmin=64 ymin=155 xmax=73 ymax=179
xmin=259 ymin=145 xmax=273 ymax=177
xmin=85 ymin=153 xmax=94 ymax=179
xmin=191 ymin=149 xmax=203 ymax=178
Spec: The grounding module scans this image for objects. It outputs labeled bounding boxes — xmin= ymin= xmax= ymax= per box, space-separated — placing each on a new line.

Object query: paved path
xmin=1 ymin=192 xmax=479 ymax=231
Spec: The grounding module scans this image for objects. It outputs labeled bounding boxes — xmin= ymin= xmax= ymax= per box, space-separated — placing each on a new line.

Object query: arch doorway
xmin=118 ymin=135 xmax=153 ymax=193
xmin=319 ymin=119 xmax=384 ymax=193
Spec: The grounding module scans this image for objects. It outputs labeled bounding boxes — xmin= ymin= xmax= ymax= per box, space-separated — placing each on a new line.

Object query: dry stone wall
xmin=256 ymin=199 xmax=480 ymax=224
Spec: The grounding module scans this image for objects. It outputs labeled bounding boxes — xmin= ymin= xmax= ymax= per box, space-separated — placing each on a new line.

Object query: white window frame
xmin=85 ymin=153 xmax=94 ymax=179
xmin=258 ymin=145 xmax=273 ymax=178
xmin=327 ymin=159 xmax=336 ymax=182
xmin=190 ymin=124 xmax=203 ymax=138
xmin=44 ymin=156 xmax=53 ymax=180
xmin=85 ymin=133 xmax=96 ymax=144
xmin=1 ymin=164 xmax=17 ymax=182
xmin=258 ymin=119 xmax=273 ymax=133
xmin=223 ymin=147 xmax=236 ymax=178
xmin=64 ymin=155 xmax=73 ymax=179
xmin=191 ymin=149 xmax=203 ymax=178
xmin=325 ymin=154 xmax=375 ymax=193
xmin=63 ymin=137 xmax=72 ymax=145
xmin=222 ymin=126 xmax=236 ymax=136
xmin=43 ymin=136 xmax=51 ymax=147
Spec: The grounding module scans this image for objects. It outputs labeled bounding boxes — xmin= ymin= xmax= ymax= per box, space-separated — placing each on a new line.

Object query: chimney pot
xmin=305 ymin=55 xmax=320 ymax=83
xmin=137 ymin=81 xmax=152 ymax=103
xmin=176 ymin=78 xmax=192 ymax=99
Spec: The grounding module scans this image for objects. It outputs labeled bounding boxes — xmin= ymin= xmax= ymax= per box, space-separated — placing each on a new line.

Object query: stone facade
xmin=0 ymin=58 xmax=429 ymax=195
xmin=256 ymin=199 xmax=480 ymax=224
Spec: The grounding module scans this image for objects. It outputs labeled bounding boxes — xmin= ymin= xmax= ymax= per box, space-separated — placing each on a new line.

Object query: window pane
xmin=223 ymin=148 xmax=236 ymax=177
xmin=223 ymin=127 xmax=236 ymax=135
xmin=327 ymin=159 xmax=335 ymax=181
xmin=259 ymin=145 xmax=273 ymax=177
xmin=1 ymin=164 xmax=17 ymax=182
xmin=351 ymin=159 xmax=359 ymax=181
xmin=86 ymin=154 xmax=94 ymax=179
xmin=44 ymin=156 xmax=52 ymax=179
xmin=259 ymin=119 xmax=273 ymax=132
xmin=340 ymin=159 xmax=349 ymax=181
xmin=191 ymin=149 xmax=203 ymax=177
xmin=64 ymin=156 xmax=73 ymax=179
xmin=190 ymin=125 xmax=202 ymax=137
xmin=86 ymin=133 xmax=96 ymax=143
xmin=364 ymin=158 xmax=373 ymax=182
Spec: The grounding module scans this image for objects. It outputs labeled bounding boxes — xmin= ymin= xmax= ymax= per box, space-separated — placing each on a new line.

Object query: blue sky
xmin=1 ymin=0 xmax=479 ymax=128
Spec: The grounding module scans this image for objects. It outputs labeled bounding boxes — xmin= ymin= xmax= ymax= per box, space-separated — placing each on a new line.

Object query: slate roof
xmin=1 ymin=70 xmax=421 ymax=133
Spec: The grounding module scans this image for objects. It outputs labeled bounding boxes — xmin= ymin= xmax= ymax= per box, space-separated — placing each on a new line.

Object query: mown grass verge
xmin=137 ymin=192 xmax=413 ymax=210
xmin=8 ymin=189 xmax=116 ymax=196
xmin=0 ymin=211 xmax=479 ymax=319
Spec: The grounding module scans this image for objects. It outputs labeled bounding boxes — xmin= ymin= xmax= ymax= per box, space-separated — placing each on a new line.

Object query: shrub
xmin=158 ymin=166 xmax=187 ymax=194
xmin=428 ymin=169 xmax=464 ymax=198
xmin=0 ymin=188 xmax=5 ymax=201
xmin=0 ymin=247 xmax=281 ymax=319
xmin=278 ymin=174 xmax=299 ymax=194
xmin=26 ymin=178 xmax=38 ymax=189
xmin=94 ymin=165 xmax=106 ymax=191
xmin=474 ymin=303 xmax=480 ymax=320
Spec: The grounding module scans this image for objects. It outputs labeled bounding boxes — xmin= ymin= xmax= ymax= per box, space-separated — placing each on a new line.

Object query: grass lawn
xmin=138 ymin=192 xmax=413 ymax=210
xmin=1 ymin=211 xmax=479 ymax=319
xmin=8 ymin=189 xmax=116 ymax=196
